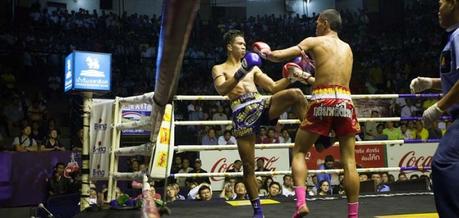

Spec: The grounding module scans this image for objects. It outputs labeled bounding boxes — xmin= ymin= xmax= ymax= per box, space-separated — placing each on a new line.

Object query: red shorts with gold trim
xmin=300 ymin=85 xmax=361 ymax=137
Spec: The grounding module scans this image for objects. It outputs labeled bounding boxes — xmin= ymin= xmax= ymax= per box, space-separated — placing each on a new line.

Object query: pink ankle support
xmin=294 ymin=186 xmax=306 ymax=208
xmin=348 ymin=202 xmax=359 ymax=218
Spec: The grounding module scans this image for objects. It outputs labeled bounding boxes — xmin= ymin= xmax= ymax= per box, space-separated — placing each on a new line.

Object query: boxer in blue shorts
xmin=410 ymin=1 xmax=459 ymax=217
xmin=211 ymin=29 xmax=314 ymax=218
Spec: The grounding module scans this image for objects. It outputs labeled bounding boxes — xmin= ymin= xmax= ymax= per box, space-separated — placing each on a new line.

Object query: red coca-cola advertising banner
xmin=306 ymin=144 xmax=386 ymax=169
xmin=200 ymin=148 xmax=289 ymax=191
xmin=386 ymin=143 xmax=438 ymax=177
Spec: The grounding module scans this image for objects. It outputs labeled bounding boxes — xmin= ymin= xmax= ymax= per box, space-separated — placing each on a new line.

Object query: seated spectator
xmin=173 ymin=183 xmax=186 ymax=200
xmin=263 ymin=128 xmax=280 ymax=144
xmin=227 ymin=160 xmax=242 ymax=173
xmin=405 ymin=121 xmax=416 ymax=139
xmin=267 ymin=181 xmax=282 ymax=199
xmin=398 ymin=172 xmax=408 ymax=182
xmin=218 ymin=130 xmax=237 ymax=145
xmin=374 ymin=124 xmax=388 ymax=140
xmin=171 ymin=156 xmax=182 ymax=174
xmin=281 ymin=175 xmax=295 ymax=197
xmin=415 ymin=120 xmax=429 ymax=140
xmin=279 ymin=128 xmax=292 ymax=143
xmin=197 ymin=184 xmax=213 ymax=201
xmin=202 ymin=128 xmax=218 ymax=145
xmin=233 ymin=181 xmax=248 ymax=200
xmin=256 ymin=127 xmax=267 ymax=143
xmin=31 ymin=121 xmax=45 ymax=145
xmin=71 ymin=128 xmax=83 ymax=152
xmin=41 ymin=129 xmax=65 ymax=151
xmin=381 ymin=172 xmax=390 ymax=184
xmin=47 ymin=162 xmax=71 ymax=196
xmin=177 ymin=158 xmax=194 ymax=188
xmin=219 ymin=182 xmax=235 ymax=200
xmin=186 ymin=159 xmax=211 ymax=185
xmin=410 ymin=174 xmax=420 ymax=180
xmin=256 ymin=176 xmax=268 ymax=197
xmin=332 ymin=173 xmax=346 ymax=195
xmin=255 ymin=158 xmax=269 ymax=182
xmin=427 ymin=121 xmax=442 ymax=139
xmin=13 ymin=124 xmax=38 ymax=152
xmin=317 ymin=180 xmax=331 ymax=196
xmin=317 ymin=155 xmax=336 ymax=186
xmin=364 ymin=111 xmax=380 ymax=140
xmin=359 ymin=173 xmax=370 ymax=182
xmin=371 ymin=173 xmax=390 ymax=192
xmin=383 ymin=121 xmax=403 ymax=140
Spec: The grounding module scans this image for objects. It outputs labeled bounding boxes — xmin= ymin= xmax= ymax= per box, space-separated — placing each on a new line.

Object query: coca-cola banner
xmin=199 ymin=148 xmax=289 ymax=191
xmin=306 ymin=144 xmax=386 ymax=169
xmin=386 ymin=143 xmax=438 ymax=177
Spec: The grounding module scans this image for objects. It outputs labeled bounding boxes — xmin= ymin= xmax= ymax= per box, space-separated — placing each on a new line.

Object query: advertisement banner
xmin=121 ymin=103 xmax=152 ymax=135
xmin=89 ymin=99 xmax=113 ymax=180
xmin=386 ymin=143 xmax=438 ymax=177
xmin=306 ymin=144 xmax=386 ymax=169
xmin=200 ymin=148 xmax=289 ymax=191
xmin=64 ymin=51 xmax=111 ymax=92
xmin=149 ymin=104 xmax=173 ymax=179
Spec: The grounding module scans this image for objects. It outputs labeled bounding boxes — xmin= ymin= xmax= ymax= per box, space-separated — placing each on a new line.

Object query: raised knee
xmin=289 ymin=88 xmax=305 ymax=102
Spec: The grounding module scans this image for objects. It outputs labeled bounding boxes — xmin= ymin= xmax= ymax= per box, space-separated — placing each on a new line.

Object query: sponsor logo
xmin=398 ymin=151 xmax=432 ymax=168
xmin=209 ymin=156 xmax=279 ymax=181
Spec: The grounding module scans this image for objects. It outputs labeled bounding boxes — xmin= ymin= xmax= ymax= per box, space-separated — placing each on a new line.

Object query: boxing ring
xmin=101 ymin=92 xmax=441 ymax=218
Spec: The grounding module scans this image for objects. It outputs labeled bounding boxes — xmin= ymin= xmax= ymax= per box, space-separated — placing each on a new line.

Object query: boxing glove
xmin=282 ymin=62 xmax=313 ymax=84
xmin=234 ymin=52 xmax=262 ymax=81
xmin=252 ymin=42 xmax=272 ymax=59
xmin=292 ymin=55 xmax=315 ymax=74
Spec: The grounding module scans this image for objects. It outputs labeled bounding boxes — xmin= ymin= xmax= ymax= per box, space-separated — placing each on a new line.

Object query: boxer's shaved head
xmin=320 ymin=9 xmax=342 ymax=32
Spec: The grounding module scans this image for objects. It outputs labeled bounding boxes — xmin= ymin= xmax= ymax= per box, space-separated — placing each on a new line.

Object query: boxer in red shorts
xmin=253 ymin=9 xmax=360 ymax=218
xmin=301 ymin=85 xmax=360 ymax=137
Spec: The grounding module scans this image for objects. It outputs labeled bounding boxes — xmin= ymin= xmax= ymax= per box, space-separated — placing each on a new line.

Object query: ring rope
xmin=173 ymin=139 xmax=440 ymax=152
xmin=173 ymin=93 xmax=442 ymax=101
xmin=170 ymin=167 xmax=431 ymax=178
xmin=116 ymin=92 xmax=442 ymax=103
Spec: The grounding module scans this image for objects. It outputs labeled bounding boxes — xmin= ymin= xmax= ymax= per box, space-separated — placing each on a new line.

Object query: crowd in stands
xmin=0 ymin=0 xmax=443 ymax=204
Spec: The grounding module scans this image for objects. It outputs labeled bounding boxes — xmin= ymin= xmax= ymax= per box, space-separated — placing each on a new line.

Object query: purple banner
xmin=0 ymin=151 xmax=75 ymax=207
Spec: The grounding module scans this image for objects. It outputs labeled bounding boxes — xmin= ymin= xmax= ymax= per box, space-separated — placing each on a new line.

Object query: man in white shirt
xmin=218 ymin=130 xmax=237 ymax=145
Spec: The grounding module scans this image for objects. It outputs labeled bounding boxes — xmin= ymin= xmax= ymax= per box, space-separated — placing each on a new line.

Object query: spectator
xmin=255 ymin=158 xmax=269 ymax=172
xmin=177 ymin=158 xmax=194 ymax=188
xmin=256 ymin=127 xmax=268 ymax=143
xmin=227 ymin=160 xmax=242 ymax=173
xmin=332 ymin=173 xmax=346 ymax=195
xmin=12 ymin=124 xmax=38 ymax=152
xmin=410 ymin=174 xmax=420 ymax=180
xmin=317 ymin=180 xmax=331 ymax=196
xmin=166 ymin=184 xmax=178 ymax=202
xmin=256 ymin=177 xmax=268 ymax=197
xmin=173 ymin=183 xmax=186 ymax=200
xmin=404 ymin=121 xmax=417 ymax=139
xmin=364 ymin=111 xmax=379 ymax=140
xmin=383 ymin=121 xmax=403 ymax=140
xmin=233 ymin=181 xmax=248 ymax=200
xmin=267 ymin=181 xmax=282 ymax=199
xmin=281 ymin=175 xmax=295 ymax=197
xmin=218 ymin=130 xmax=237 ymax=145
xmin=72 ymin=128 xmax=83 ymax=152
xmin=400 ymin=100 xmax=419 ymax=117
xmin=279 ymin=129 xmax=292 ymax=143
xmin=359 ymin=173 xmax=369 ymax=182
xmin=41 ymin=129 xmax=65 ymax=151
xmin=374 ymin=124 xmax=388 ymax=140
xmin=263 ymin=128 xmax=280 ymax=144
xmin=220 ymin=182 xmax=235 ymax=200
xmin=415 ymin=120 xmax=429 ymax=140
xmin=171 ymin=156 xmax=182 ymax=174
xmin=212 ymin=106 xmax=228 ymax=133
xmin=317 ymin=155 xmax=335 ymax=186
xmin=187 ymin=159 xmax=211 ymax=185
xmin=398 ymin=172 xmax=408 ymax=182
xmin=381 ymin=172 xmax=390 ymax=184
xmin=197 ymin=184 xmax=213 ymax=201
xmin=371 ymin=173 xmax=390 ymax=192
xmin=47 ymin=162 xmax=71 ymax=196
xmin=427 ymin=121 xmax=442 ymax=139
xmin=202 ymin=127 xmax=218 ymax=145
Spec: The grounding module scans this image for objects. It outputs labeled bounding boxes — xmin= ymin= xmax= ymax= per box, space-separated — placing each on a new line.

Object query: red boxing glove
xmin=252 ymin=42 xmax=272 ymax=59
xmin=282 ymin=62 xmax=312 ymax=85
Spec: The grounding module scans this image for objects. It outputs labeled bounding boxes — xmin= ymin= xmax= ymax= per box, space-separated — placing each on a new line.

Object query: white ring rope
xmin=174 ymin=140 xmax=402 ymax=152
xmin=171 ymin=167 xmax=431 ymax=178
xmin=174 ymin=117 xmax=404 ymax=126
